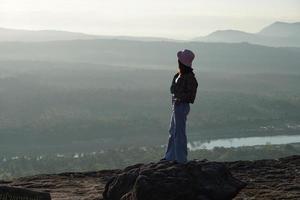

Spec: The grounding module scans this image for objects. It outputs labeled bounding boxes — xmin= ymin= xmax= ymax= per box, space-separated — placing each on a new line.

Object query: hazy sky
xmin=1 ymin=0 xmax=299 ymax=39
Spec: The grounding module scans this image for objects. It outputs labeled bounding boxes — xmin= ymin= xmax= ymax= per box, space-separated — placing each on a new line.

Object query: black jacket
xmin=170 ymin=72 xmax=198 ymax=104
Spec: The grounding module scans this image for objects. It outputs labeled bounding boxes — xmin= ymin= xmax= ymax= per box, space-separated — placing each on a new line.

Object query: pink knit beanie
xmin=177 ymin=49 xmax=195 ymax=67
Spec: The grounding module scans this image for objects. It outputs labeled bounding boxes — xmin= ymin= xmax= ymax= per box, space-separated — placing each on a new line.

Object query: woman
xmin=164 ymin=49 xmax=198 ymax=163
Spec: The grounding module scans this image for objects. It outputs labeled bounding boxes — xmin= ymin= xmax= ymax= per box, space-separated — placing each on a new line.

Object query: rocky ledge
xmin=0 ymin=155 xmax=299 ymax=200
xmin=103 ymin=160 xmax=245 ymax=200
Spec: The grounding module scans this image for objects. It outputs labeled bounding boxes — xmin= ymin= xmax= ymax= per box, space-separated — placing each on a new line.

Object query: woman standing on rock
xmin=164 ymin=49 xmax=198 ymax=163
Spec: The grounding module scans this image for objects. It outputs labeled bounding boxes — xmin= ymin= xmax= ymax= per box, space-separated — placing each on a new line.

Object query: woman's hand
xmin=174 ymin=97 xmax=181 ymax=101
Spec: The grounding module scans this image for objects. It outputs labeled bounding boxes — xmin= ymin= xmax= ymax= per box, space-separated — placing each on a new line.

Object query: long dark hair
xmin=178 ymin=60 xmax=193 ymax=74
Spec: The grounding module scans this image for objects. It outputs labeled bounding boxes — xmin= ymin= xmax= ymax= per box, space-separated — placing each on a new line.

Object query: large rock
xmin=103 ymin=160 xmax=246 ymax=200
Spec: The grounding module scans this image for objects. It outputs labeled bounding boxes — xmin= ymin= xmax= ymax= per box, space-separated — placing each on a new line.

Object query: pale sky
xmin=0 ymin=0 xmax=299 ymax=39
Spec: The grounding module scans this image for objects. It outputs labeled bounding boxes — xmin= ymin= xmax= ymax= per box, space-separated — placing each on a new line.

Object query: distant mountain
xmin=0 ymin=27 xmax=176 ymax=42
xmin=0 ymin=28 xmax=102 ymax=42
xmin=194 ymin=22 xmax=300 ymax=47
xmin=3 ymin=21 xmax=300 ymax=46
xmin=195 ymin=30 xmax=260 ymax=43
xmin=258 ymin=21 xmax=300 ymax=37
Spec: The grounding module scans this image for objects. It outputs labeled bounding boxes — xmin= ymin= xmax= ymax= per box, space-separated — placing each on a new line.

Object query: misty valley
xmin=0 ymin=39 xmax=300 ymax=179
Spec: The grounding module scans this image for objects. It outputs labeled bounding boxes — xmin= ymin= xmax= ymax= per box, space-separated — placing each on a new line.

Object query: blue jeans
xmin=164 ymin=102 xmax=190 ymax=163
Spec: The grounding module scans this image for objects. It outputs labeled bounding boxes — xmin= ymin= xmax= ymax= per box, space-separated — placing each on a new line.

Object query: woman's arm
xmin=170 ymin=73 xmax=179 ymax=94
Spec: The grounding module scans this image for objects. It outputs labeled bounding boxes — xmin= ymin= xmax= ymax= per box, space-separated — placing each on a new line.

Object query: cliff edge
xmin=0 ymin=155 xmax=299 ymax=200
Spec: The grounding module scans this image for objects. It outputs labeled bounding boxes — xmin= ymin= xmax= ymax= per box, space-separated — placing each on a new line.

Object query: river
xmin=188 ymin=134 xmax=300 ymax=151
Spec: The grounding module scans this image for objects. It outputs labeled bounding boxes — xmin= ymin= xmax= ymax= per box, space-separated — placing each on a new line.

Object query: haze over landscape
xmin=1 ymin=0 xmax=300 ymax=38
xmin=0 ymin=0 xmax=300 ymax=181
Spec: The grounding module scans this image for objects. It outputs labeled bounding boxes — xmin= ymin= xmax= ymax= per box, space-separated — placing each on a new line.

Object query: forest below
xmin=0 ymin=40 xmax=299 ymax=177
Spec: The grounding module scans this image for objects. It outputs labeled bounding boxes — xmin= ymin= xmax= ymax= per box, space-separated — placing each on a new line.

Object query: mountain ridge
xmin=1 ymin=21 xmax=299 ymax=46
xmin=0 ymin=27 xmax=101 ymax=42
xmin=258 ymin=21 xmax=300 ymax=37
xmin=0 ymin=27 xmax=177 ymax=42
xmin=193 ymin=21 xmax=300 ymax=47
